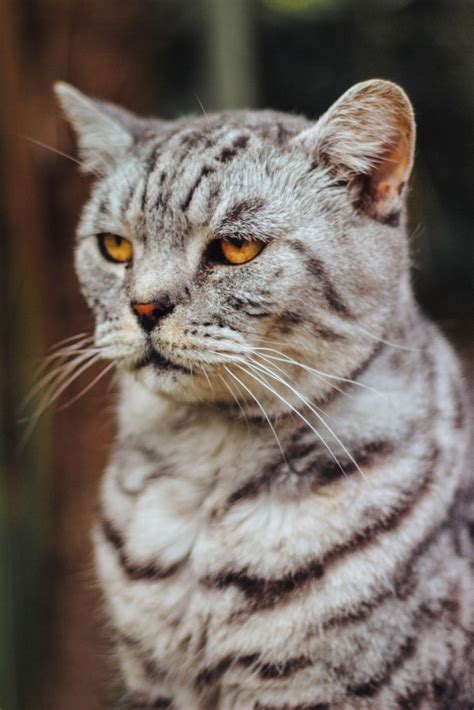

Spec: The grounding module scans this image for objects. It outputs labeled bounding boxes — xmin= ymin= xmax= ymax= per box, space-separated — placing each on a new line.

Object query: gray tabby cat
xmin=55 ymin=79 xmax=473 ymax=709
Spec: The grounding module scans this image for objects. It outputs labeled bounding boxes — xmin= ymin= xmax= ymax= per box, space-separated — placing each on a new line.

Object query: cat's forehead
xmin=155 ymin=109 xmax=309 ymax=150
xmin=94 ymin=110 xmax=311 ymax=242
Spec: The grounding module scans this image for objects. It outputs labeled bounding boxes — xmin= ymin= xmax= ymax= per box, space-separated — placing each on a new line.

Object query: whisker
xmin=217 ymin=374 xmax=250 ymax=429
xmin=37 ymin=352 xmax=103 ymax=412
xmin=20 ymin=352 xmax=104 ymax=447
xmin=44 ymin=345 xmax=100 ymax=364
xmin=200 ymin=363 xmax=213 ymax=392
xmin=224 ymin=366 xmax=289 ymax=472
xmin=24 ymin=136 xmax=101 ymax=177
xmin=32 ymin=337 xmax=96 ymax=380
xmin=232 ymin=362 xmax=346 ymax=478
xmin=251 ymin=347 xmax=382 ymax=395
xmin=251 ymin=351 xmax=353 ymax=400
xmin=23 ymin=348 xmax=101 ymax=410
xmin=24 ymin=352 xmax=103 ymax=426
xmin=241 ymin=358 xmax=366 ymax=481
xmin=351 ymin=324 xmax=420 ymax=351
xmin=58 ymin=361 xmax=115 ymax=410
xmin=48 ymin=332 xmax=92 ymax=349
xmin=194 ymin=93 xmax=213 ymax=132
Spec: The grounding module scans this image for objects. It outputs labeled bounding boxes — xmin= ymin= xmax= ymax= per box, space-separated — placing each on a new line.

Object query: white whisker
xmin=224 ymin=366 xmax=289 ymax=471
xmin=240 ymin=358 xmax=366 ymax=481
xmin=23 ymin=348 xmax=101 ymax=410
xmin=232 ymin=362 xmax=347 ymax=479
xmin=58 ymin=361 xmax=115 ymax=410
xmin=48 ymin=332 xmax=92 ymax=349
xmin=251 ymin=347 xmax=382 ymax=395
xmin=34 ymin=352 xmax=103 ymax=415
xmin=217 ymin=374 xmax=250 ymax=429
xmin=32 ymin=336 xmax=96 ymax=380
xmin=20 ymin=351 xmax=104 ymax=446
xmin=352 ymin=324 xmax=420 ymax=351
xmin=251 ymin=351 xmax=353 ymax=400
xmin=201 ymin=363 xmax=213 ymax=392
xmin=25 ymin=136 xmax=101 ymax=176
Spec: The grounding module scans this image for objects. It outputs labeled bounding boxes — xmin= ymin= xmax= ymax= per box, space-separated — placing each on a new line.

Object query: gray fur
xmin=56 ymin=79 xmax=473 ymax=709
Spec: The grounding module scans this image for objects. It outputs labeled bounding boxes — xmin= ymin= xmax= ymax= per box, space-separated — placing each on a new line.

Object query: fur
xmin=56 ymin=79 xmax=473 ymax=709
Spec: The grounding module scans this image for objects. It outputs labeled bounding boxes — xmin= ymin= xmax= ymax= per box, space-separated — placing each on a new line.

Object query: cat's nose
xmin=132 ymin=299 xmax=175 ymax=333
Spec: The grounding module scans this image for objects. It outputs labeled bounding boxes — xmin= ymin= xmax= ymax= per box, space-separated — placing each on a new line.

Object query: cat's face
xmin=57 ymin=80 xmax=415 ymax=406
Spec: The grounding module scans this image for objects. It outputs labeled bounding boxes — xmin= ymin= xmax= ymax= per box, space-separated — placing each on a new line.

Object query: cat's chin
xmin=131 ymin=363 xmax=217 ymax=404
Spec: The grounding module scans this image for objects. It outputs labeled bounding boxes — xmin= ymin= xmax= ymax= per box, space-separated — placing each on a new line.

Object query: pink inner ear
xmin=368 ymin=128 xmax=412 ymax=220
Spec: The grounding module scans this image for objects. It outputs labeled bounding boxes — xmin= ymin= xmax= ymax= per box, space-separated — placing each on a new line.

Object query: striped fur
xmin=56 ymin=80 xmax=473 ymax=708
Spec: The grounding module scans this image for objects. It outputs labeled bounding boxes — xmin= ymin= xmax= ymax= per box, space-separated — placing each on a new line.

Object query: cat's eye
xmin=97 ymin=233 xmax=134 ymax=263
xmin=219 ymin=238 xmax=264 ymax=265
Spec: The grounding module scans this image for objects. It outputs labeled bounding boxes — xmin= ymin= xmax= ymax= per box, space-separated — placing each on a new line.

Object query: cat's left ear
xmin=54 ymin=82 xmax=142 ymax=175
xmin=294 ymin=79 xmax=416 ymax=223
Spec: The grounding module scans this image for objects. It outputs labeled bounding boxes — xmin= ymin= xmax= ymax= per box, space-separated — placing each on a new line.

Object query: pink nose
xmin=133 ymin=303 xmax=159 ymax=318
xmin=131 ymin=300 xmax=175 ymax=333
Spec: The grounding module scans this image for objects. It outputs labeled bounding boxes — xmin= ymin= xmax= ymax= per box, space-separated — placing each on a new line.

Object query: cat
xmin=55 ymin=79 xmax=473 ymax=709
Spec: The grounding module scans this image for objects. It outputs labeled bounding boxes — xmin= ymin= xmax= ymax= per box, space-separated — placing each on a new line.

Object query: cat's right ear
xmin=54 ymin=82 xmax=138 ymax=175
xmin=293 ymin=79 xmax=416 ymax=224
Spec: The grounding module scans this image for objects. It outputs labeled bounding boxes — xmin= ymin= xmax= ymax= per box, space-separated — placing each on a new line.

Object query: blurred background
xmin=0 ymin=0 xmax=472 ymax=708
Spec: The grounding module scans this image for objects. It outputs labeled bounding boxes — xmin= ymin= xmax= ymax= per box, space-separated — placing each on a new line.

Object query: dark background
xmin=1 ymin=1 xmax=472 ymax=708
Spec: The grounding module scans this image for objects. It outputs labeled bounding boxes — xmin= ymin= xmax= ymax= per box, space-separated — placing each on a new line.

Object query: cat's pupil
xmin=229 ymin=238 xmax=243 ymax=248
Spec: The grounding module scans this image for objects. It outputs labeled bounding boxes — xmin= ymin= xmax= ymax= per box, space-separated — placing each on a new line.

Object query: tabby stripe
xmin=228 ymin=295 xmax=273 ymax=310
xmin=244 ymin=310 xmax=271 ymax=319
xmin=253 ymin=589 xmax=457 ymax=709
xmin=452 ymin=381 xmax=467 ymax=430
xmin=395 ymin=687 xmax=425 ymax=710
xmin=311 ymin=323 xmax=344 ymax=341
xmin=205 ymin=445 xmax=439 ymax=607
xmin=122 ymin=180 xmax=138 ymax=218
xmin=312 ymin=340 xmax=384 ymax=408
xmin=276 ymin=122 xmax=293 ymax=144
xmin=428 ymin=674 xmax=467 ymax=708
xmin=127 ymin=695 xmax=173 ymax=709
xmin=255 ymin=703 xmax=328 ymax=710
xmin=216 ymin=134 xmax=250 ymax=163
xmin=257 ymin=655 xmax=312 ymax=680
xmin=160 ymin=130 xmax=211 ymax=214
xmin=202 ymin=530 xmax=450 ymax=693
xmin=119 ymin=633 xmax=167 ymax=682
xmin=348 ymin=588 xmax=460 ymax=699
xmin=226 ymin=439 xmax=392 ymax=507
xmin=309 ymin=440 xmax=394 ymax=486
xmin=221 ymin=197 xmax=265 ymax=228
xmin=99 ymin=516 xmax=185 ymax=581
xmin=319 ymin=520 xmax=451 ymax=633
xmin=277 ymin=311 xmax=303 ymax=333
xmin=306 ymin=256 xmax=352 ymax=316
xmin=195 ymin=656 xmax=234 ymax=688
xmin=154 ymin=170 xmax=167 ymax=210
xmin=288 ymin=240 xmax=352 ymax=317
xmin=196 ymin=653 xmax=311 ymax=688
xmin=181 ymin=165 xmax=214 ymax=212
xmin=348 ymin=637 xmax=417 ymax=698
xmin=141 ymin=145 xmax=161 ymax=213
xmin=97 ymin=195 xmax=110 ymax=220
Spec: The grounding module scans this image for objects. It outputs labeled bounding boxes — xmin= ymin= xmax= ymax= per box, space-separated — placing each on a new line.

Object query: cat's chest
xmin=97 ymin=422 xmax=280 ymax=662
xmin=100 ymin=416 xmax=278 ymax=584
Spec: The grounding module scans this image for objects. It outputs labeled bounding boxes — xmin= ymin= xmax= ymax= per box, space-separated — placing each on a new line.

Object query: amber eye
xmin=98 ymin=233 xmax=134 ymax=263
xmin=219 ymin=238 xmax=264 ymax=265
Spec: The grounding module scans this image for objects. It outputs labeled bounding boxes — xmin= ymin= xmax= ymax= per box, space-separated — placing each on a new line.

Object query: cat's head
xmin=55 ymin=80 xmax=415 ymax=408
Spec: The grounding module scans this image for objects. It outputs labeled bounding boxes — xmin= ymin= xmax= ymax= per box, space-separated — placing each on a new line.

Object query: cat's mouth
xmin=135 ymin=347 xmax=192 ymax=375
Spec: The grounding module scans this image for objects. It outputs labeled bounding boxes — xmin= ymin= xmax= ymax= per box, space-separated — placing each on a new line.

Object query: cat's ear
xmin=54 ymin=82 xmax=140 ymax=175
xmin=295 ymin=79 xmax=415 ymax=223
